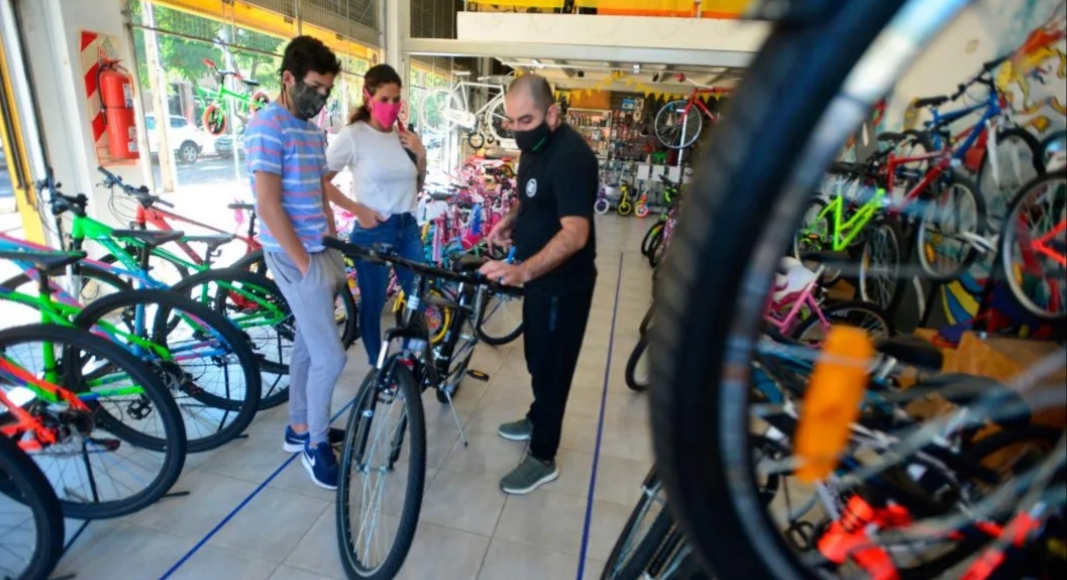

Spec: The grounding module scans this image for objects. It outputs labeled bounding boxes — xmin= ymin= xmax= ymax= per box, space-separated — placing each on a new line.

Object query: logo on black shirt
xmin=525 ymin=178 xmax=538 ymax=198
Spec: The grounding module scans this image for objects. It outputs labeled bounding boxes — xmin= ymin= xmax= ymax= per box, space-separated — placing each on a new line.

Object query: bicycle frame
xmin=813 ymin=188 xmax=888 ymax=251
xmin=131 ymin=202 xmax=259 ymax=268
xmin=764 ymin=267 xmax=830 ymax=336
xmin=679 ymin=87 xmax=723 ymax=122
xmin=923 ymin=89 xmax=1004 ymax=160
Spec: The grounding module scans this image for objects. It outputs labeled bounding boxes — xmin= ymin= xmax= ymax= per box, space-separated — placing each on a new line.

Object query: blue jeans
xmin=350 ymin=213 xmax=423 ymax=364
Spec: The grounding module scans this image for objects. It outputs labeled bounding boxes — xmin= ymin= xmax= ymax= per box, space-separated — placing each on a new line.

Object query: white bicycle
xmin=418 ymin=72 xmax=514 ymax=149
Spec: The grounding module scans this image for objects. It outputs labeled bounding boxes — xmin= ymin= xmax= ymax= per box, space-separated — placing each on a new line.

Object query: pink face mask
xmin=365 ymin=89 xmax=402 ymax=128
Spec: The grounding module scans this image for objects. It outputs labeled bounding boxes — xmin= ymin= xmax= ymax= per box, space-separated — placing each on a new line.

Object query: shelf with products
xmin=567 ymin=108 xmax=612 ymax=159
xmin=608 ymin=93 xmax=659 ymax=162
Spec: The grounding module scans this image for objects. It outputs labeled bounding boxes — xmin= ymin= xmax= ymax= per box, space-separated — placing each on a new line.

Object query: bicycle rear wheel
xmin=72 ymin=290 xmax=262 ymax=452
xmin=336 ymin=360 xmax=426 ymax=580
xmin=476 ymin=291 xmax=524 ymax=346
xmin=0 ymin=434 xmax=64 ymax=580
xmin=0 ymin=324 xmax=186 ymax=519
xmin=648 ymin=1 xmax=952 ymax=578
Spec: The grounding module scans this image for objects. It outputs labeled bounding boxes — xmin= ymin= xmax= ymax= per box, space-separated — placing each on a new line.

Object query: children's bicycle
xmin=197 ymin=58 xmax=271 ymax=136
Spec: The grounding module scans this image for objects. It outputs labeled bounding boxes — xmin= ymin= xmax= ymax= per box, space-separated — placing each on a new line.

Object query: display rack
xmin=567 ymin=108 xmax=612 ymax=160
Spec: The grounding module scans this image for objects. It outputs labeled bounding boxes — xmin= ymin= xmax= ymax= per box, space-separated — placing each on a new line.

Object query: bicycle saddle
xmin=429 ymin=193 xmax=452 ymax=202
xmin=914 ymin=95 xmax=949 ymax=108
xmin=239 ymin=78 xmax=260 ymax=87
xmin=0 ymin=250 xmax=86 ymax=273
xmin=228 ymin=202 xmax=255 ymax=211
xmin=796 ymin=250 xmax=852 ymax=267
xmin=452 ymin=254 xmax=488 ymax=273
xmin=184 ymin=234 xmax=236 ymax=250
xmin=112 ymin=229 xmax=185 ymax=248
xmin=876 ymin=132 xmax=908 ymax=144
xmin=874 ymin=335 xmax=943 ymax=370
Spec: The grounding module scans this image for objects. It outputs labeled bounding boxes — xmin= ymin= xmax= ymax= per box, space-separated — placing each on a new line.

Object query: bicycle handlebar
xmin=97 ymin=167 xmax=174 ymax=208
xmin=323 ymin=237 xmax=523 ymax=297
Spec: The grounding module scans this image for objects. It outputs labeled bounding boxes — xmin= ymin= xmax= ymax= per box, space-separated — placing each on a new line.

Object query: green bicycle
xmin=197 ymin=58 xmax=271 ymax=136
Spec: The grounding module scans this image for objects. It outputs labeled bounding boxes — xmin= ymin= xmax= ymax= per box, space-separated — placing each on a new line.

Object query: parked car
xmin=214 ymin=131 xmax=245 ymax=158
xmin=145 ymin=114 xmax=211 ymax=164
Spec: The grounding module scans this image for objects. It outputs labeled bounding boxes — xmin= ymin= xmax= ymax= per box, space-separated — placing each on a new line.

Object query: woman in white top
xmin=325 ymin=64 xmax=426 ymax=365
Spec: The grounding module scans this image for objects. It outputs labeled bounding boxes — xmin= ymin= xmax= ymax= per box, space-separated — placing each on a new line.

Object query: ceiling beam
xmin=403 ymin=39 xmax=754 ymax=69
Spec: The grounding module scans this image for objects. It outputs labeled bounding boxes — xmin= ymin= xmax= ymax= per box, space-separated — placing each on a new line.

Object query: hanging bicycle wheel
xmin=998 ymin=168 xmax=1066 ymax=321
xmin=654 ymin=100 xmax=703 ymax=149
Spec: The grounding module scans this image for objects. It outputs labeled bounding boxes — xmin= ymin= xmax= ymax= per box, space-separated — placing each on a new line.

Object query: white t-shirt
xmin=325 ymin=121 xmax=418 ymax=219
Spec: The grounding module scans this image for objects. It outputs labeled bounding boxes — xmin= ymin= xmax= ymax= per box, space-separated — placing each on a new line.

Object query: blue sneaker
xmin=301 ymin=442 xmax=339 ymax=490
xmin=283 ymin=426 xmax=345 ymax=453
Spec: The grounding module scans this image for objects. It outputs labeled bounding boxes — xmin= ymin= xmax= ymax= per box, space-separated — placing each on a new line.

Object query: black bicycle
xmin=325 ymin=237 xmax=521 ymax=580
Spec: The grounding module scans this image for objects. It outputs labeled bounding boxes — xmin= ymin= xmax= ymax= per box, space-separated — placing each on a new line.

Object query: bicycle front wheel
xmin=337 ymin=361 xmax=426 ymax=580
xmin=915 ymin=173 xmax=986 ymax=282
xmin=998 ymin=168 xmax=1066 ymax=321
xmin=0 ymin=434 xmax=64 ymax=580
xmin=649 ymin=1 xmax=941 ymax=578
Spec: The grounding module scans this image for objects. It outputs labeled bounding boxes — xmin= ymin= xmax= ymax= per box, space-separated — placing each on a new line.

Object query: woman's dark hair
xmin=280 ymin=36 xmax=341 ymax=81
xmin=349 ymin=64 xmax=403 ymax=124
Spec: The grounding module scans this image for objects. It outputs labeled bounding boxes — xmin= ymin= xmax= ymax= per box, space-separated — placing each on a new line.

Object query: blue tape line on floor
xmin=158 ymin=398 xmax=356 ymax=580
xmin=576 ymin=252 xmax=625 ymax=580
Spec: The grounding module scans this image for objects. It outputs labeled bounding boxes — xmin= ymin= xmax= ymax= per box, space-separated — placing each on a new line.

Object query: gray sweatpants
xmin=264 ymin=249 xmax=348 ymax=446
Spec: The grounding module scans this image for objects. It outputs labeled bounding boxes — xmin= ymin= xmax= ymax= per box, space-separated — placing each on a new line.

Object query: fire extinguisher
xmin=98 ymin=59 xmax=139 ymax=161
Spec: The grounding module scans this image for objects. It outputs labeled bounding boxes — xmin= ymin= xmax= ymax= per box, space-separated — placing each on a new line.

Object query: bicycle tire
xmin=788 ymin=300 xmax=894 ymax=343
xmin=858 ymin=219 xmax=906 ymax=313
xmin=618 ymin=199 xmax=633 ymax=216
xmin=610 ymin=512 xmax=674 ymax=580
xmin=0 ymin=434 xmax=64 ymax=580
xmin=475 ymin=291 xmax=524 ymax=346
xmin=641 ymin=222 xmax=664 ymax=257
xmin=997 ymin=168 xmax=1067 ymax=321
xmin=0 ymin=324 xmax=186 ymax=519
xmin=915 ymin=172 xmax=986 ymax=282
xmin=169 ymin=268 xmax=298 ymax=409
xmin=0 ymin=263 xmax=132 ymax=308
xmin=977 ymin=126 xmax=1044 ymax=216
xmin=639 ymin=304 xmax=654 ymax=336
xmin=601 ymin=467 xmax=664 ymax=580
xmin=486 ymin=96 xmax=513 ymax=143
xmin=419 ymin=88 xmax=462 ymax=134
xmin=624 ymin=333 xmax=651 ymax=392
xmin=595 ymin=198 xmax=611 ymax=215
xmin=336 ymin=361 xmax=426 ymax=580
xmin=648 ymin=1 xmax=924 ymax=578
xmin=72 ymin=289 xmax=262 ymax=452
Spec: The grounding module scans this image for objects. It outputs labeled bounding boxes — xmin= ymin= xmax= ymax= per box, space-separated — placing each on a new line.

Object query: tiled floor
xmin=52 ymin=214 xmax=656 ymax=580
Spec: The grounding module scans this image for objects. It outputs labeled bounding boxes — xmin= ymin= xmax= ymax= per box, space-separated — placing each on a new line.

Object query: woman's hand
xmin=400 ymin=131 xmax=426 ymax=160
xmin=355 ymin=205 xmax=386 ymax=229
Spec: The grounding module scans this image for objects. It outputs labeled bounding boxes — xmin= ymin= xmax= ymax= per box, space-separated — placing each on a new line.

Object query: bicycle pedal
xmin=466 ymin=370 xmax=489 ymax=382
xmin=162 ymin=490 xmax=191 ymax=500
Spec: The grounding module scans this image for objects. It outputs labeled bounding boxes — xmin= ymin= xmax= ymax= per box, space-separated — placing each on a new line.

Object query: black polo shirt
xmin=512 ymin=123 xmax=598 ymax=293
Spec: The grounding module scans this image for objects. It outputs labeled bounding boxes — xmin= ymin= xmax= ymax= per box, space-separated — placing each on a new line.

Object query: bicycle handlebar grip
xmin=983 ymin=53 xmax=1010 ymax=71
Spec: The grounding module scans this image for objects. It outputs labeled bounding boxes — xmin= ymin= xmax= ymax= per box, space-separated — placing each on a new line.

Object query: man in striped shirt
xmin=245 ymin=36 xmax=347 ymax=489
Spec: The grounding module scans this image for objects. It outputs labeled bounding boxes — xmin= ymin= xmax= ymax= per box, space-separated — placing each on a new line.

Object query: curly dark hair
xmin=349 ymin=64 xmax=403 ymax=124
xmin=280 ymin=36 xmax=341 ymax=81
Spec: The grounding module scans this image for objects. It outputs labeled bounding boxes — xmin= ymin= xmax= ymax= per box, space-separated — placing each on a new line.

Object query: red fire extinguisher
xmin=98 ymin=59 xmax=139 ymax=161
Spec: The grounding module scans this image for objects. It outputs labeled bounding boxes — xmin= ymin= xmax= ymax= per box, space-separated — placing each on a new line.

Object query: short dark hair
xmin=508 ymin=74 xmax=554 ymax=111
xmin=280 ymin=36 xmax=341 ymax=80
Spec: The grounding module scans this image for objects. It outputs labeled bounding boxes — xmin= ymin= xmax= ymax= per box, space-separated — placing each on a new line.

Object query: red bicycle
xmin=653 ymin=74 xmax=730 ymax=149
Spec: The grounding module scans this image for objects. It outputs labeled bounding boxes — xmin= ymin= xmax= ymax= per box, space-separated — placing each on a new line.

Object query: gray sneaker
xmin=500 ymin=454 xmax=559 ymax=495
xmin=497 ymin=418 xmax=533 ymax=442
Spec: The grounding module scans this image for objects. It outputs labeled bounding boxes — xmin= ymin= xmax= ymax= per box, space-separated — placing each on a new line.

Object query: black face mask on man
xmin=289 ymin=80 xmax=329 ymax=120
xmin=513 ymin=118 xmax=551 ymax=153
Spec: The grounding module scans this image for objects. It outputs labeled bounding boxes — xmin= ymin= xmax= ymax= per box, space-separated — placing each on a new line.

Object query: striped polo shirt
xmin=245 ymin=102 xmax=329 ymax=253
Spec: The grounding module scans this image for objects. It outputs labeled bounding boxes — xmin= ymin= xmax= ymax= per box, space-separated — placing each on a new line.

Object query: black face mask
xmin=289 ymin=81 xmax=329 ymax=120
xmin=514 ymin=119 xmax=551 ymax=153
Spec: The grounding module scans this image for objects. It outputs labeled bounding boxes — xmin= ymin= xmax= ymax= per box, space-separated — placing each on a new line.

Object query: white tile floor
xmin=53 ymin=214 xmax=657 ymax=580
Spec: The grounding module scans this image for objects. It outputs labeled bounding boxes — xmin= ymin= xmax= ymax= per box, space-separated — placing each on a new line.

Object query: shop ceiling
xmin=497 ymin=58 xmax=743 ymax=90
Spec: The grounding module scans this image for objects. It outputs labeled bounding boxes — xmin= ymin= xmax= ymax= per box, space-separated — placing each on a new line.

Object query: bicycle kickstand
xmin=442 ymin=386 xmax=470 ymax=447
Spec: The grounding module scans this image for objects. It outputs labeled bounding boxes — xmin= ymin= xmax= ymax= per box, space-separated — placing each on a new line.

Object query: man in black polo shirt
xmin=480 ymin=74 xmax=598 ymax=495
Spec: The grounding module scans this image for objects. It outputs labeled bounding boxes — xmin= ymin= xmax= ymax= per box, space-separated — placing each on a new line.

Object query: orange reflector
xmin=795 ymin=325 xmax=873 ymax=483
